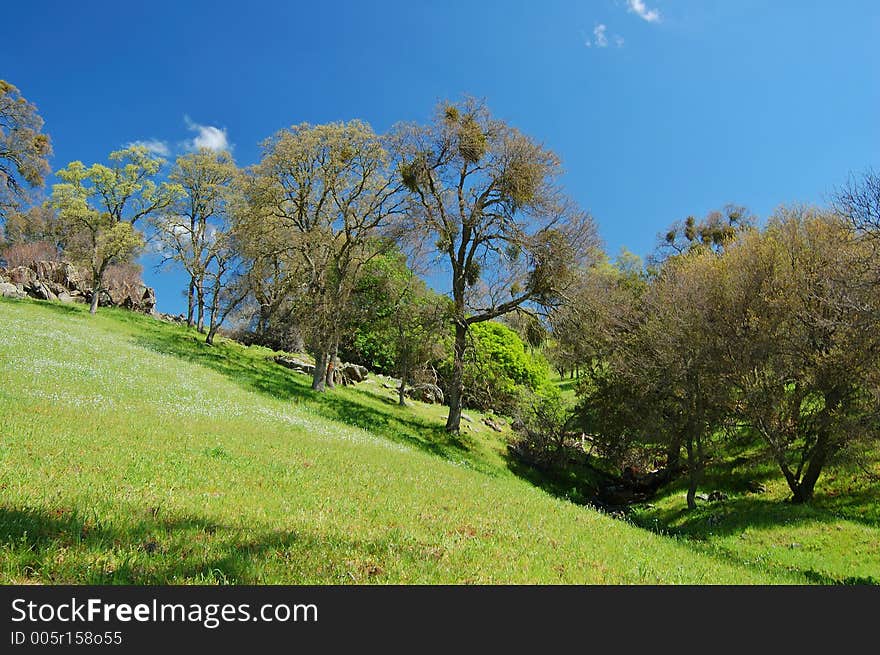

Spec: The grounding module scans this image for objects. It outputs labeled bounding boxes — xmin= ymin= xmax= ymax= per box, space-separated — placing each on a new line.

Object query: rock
xmin=0 ymin=282 xmax=26 ymax=299
xmin=30 ymin=282 xmax=57 ymax=301
xmin=708 ymin=490 xmax=728 ymax=502
xmin=274 ymin=355 xmax=315 ymax=375
xmin=461 ymin=413 xmax=473 ymax=423
xmin=341 ymin=363 xmax=368 ymax=383
xmin=696 ymin=493 xmax=710 ymax=502
xmin=56 ymin=292 xmax=75 ymax=303
xmin=155 ymin=312 xmax=187 ymax=323
xmin=5 ymin=266 xmax=38 ymax=289
xmin=405 ymin=383 xmax=444 ymax=404
xmin=482 ymin=416 xmax=504 ymax=432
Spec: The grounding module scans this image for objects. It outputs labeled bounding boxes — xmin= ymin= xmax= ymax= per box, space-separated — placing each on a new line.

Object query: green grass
xmin=0 ymin=297 xmax=853 ymax=584
xmin=630 ymin=443 xmax=880 ymax=585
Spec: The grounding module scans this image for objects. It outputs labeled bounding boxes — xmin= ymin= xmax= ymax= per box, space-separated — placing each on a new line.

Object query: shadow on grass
xmin=124 ymin=318 xmax=484 ymax=471
xmin=0 ymin=504 xmax=428 ymax=584
xmin=505 ymin=456 xmax=613 ymax=507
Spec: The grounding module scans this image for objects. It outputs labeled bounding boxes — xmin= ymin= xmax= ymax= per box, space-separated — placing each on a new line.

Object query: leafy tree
xmin=715 ymin=208 xmax=880 ymax=502
xmin=246 ymin=121 xmax=405 ymax=391
xmin=339 ymin=249 xmax=449 ymax=403
xmin=153 ymin=149 xmax=239 ymax=330
xmin=574 ymin=246 xmax=733 ymax=508
xmin=548 ymin=250 xmax=647 ymax=380
xmin=50 ymin=146 xmax=182 ymax=314
xmin=652 ymin=204 xmax=755 ymax=264
xmin=395 ymin=97 xmax=598 ymax=431
xmin=0 ymin=80 xmax=52 ymax=220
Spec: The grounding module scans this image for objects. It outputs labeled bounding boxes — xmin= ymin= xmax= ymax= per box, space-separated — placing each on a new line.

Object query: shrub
xmin=439 ymin=321 xmax=550 ymax=414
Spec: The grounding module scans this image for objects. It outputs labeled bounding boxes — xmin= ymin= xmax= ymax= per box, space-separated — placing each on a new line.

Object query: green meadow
xmin=1 ymin=297 xmax=876 ymax=584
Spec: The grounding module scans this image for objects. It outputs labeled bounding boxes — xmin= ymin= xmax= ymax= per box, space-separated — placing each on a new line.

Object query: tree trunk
xmin=791 ymin=429 xmax=831 ymax=504
xmin=89 ymin=262 xmax=108 ymax=316
xmin=89 ymin=287 xmax=100 ymax=315
xmin=685 ymin=436 xmax=698 ymax=510
xmin=312 ymin=350 xmax=329 ymax=392
xmin=398 ymin=373 xmax=407 ymax=406
xmin=665 ymin=434 xmax=683 ymax=474
xmin=326 ymin=343 xmax=339 ymax=390
xmin=205 ymin=300 xmax=218 ymax=345
xmin=186 ymin=279 xmax=195 ymax=327
xmin=445 ymin=322 xmax=467 ymax=432
xmin=196 ymin=286 xmax=205 ymax=333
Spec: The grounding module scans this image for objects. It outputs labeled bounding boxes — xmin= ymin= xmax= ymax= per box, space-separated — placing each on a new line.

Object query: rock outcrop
xmin=0 ymin=260 xmax=156 ymax=313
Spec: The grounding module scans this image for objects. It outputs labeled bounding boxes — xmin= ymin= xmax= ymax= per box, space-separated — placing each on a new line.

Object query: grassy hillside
xmin=630 ymin=444 xmax=880 ymax=585
xmin=0 ymin=298 xmax=843 ymax=584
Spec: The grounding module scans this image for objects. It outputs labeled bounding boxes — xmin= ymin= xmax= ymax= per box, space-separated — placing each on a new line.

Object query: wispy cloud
xmin=128 ymin=139 xmax=170 ymax=156
xmin=584 ymin=23 xmax=624 ymax=48
xmin=183 ymin=116 xmax=230 ymax=152
xmin=627 ymin=0 xmax=661 ymax=23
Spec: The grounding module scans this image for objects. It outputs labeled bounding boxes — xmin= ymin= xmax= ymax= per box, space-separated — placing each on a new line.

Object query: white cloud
xmin=627 ymin=0 xmax=661 ymax=23
xmin=585 ymin=23 xmax=624 ymax=49
xmin=183 ymin=116 xmax=230 ymax=152
xmin=128 ymin=139 xmax=170 ymax=156
xmin=585 ymin=23 xmax=609 ymax=48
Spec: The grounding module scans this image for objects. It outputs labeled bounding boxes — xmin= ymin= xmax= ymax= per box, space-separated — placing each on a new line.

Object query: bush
xmin=439 ymin=321 xmax=551 ymax=415
xmin=1 ymin=240 xmax=60 ymax=268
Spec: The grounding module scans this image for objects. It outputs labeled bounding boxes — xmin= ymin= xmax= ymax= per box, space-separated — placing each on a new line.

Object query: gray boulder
xmin=405 ymin=383 xmax=444 ymax=404
xmin=0 ymin=282 xmax=26 ymax=299
xmin=274 ymin=355 xmax=315 ymax=376
xmin=342 ymin=363 xmax=369 ymax=383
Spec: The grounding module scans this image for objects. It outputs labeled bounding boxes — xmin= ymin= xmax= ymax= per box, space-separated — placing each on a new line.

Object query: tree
xmin=339 ymin=250 xmax=449 ymax=405
xmin=833 ymin=168 xmax=880 ymax=237
xmin=0 ymin=204 xmax=64 ymax=265
xmin=50 ymin=146 xmax=182 ymax=314
xmin=203 ymin=229 xmax=248 ymax=345
xmin=395 ymin=98 xmax=598 ymax=431
xmin=0 ymin=80 xmax=52 ymax=220
xmin=153 ymin=149 xmax=239 ymax=330
xmin=246 ymin=121 xmax=404 ymax=391
xmin=548 ymin=250 xmax=647 ymax=380
xmin=716 ymin=208 xmax=880 ymax=502
xmin=440 ymin=320 xmax=551 ymax=416
xmin=652 ymin=204 xmax=755 ymax=264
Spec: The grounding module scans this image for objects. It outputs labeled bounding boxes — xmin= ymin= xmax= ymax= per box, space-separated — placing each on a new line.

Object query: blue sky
xmin=3 ymin=0 xmax=878 ymax=313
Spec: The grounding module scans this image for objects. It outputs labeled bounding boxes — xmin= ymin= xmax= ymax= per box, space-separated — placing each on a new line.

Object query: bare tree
xmin=152 ymin=149 xmax=238 ymax=330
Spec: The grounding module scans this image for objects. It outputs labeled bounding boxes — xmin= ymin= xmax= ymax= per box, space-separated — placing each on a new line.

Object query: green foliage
xmin=0 ymin=80 xmax=52 ymax=219
xmin=340 ymin=249 xmax=450 ymax=386
xmin=440 ymin=321 xmax=551 ymax=414
xmin=49 ymin=145 xmax=182 ymax=310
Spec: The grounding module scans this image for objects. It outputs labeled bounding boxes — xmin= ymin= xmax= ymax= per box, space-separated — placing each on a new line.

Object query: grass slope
xmin=630 ymin=444 xmax=880 ymax=585
xmin=0 ymin=298 xmax=804 ymax=583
